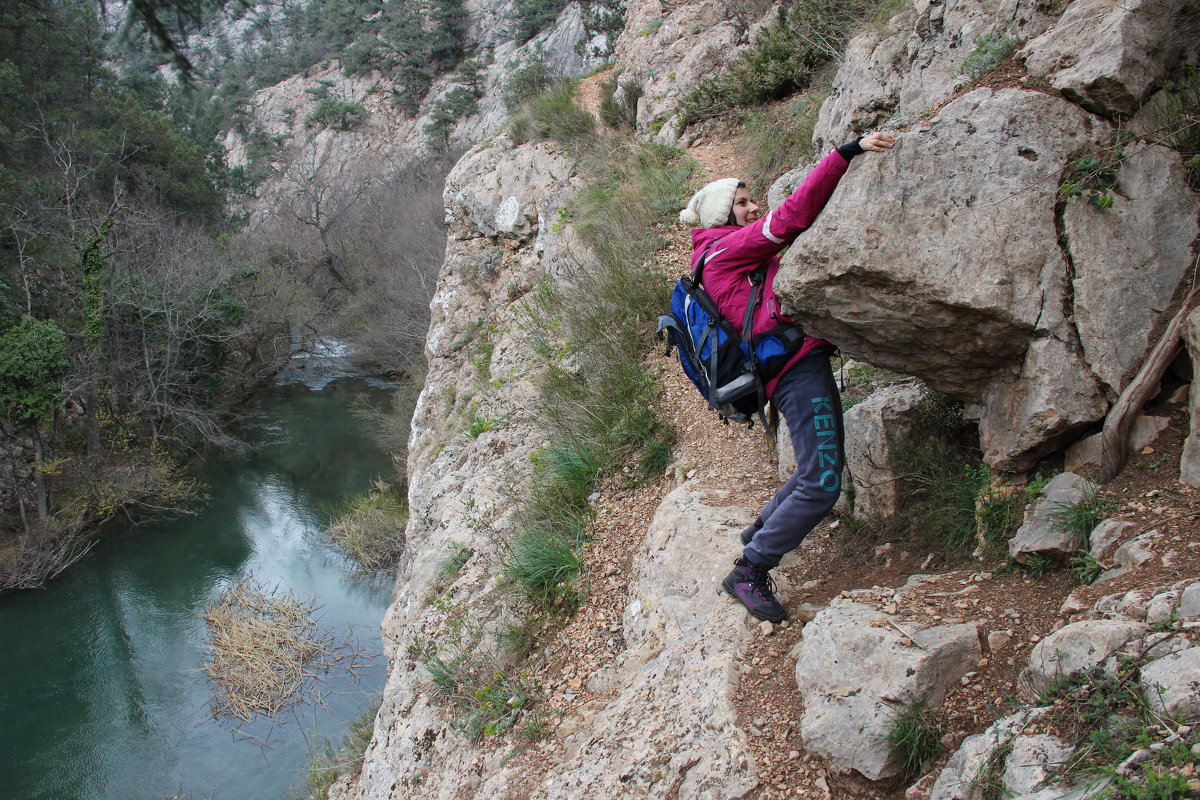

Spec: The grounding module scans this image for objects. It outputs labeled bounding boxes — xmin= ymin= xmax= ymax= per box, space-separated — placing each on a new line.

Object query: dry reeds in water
xmin=202 ymin=580 xmax=367 ymax=722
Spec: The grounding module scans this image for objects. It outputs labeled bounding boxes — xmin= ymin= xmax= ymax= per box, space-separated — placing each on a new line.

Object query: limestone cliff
xmin=321 ymin=0 xmax=1200 ymax=798
xmin=221 ymin=2 xmax=612 ymax=229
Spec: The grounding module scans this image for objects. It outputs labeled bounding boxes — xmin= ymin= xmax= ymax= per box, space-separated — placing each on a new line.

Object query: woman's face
xmin=732 ymin=186 xmax=760 ymax=226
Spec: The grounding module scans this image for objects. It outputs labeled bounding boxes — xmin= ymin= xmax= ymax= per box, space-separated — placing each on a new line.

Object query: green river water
xmin=0 ymin=378 xmax=397 ymax=800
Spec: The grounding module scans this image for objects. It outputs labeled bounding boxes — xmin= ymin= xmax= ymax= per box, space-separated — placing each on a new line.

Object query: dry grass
xmin=202 ymin=580 xmax=368 ymax=722
xmin=326 ymin=479 xmax=406 ymax=572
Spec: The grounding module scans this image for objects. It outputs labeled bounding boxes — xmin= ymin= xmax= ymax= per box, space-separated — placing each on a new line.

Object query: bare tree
xmin=327 ymin=154 xmax=449 ymax=373
xmin=280 ymin=150 xmax=372 ymax=289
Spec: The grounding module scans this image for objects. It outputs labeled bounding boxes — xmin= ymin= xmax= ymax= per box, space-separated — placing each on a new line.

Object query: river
xmin=0 ymin=377 xmax=397 ymax=800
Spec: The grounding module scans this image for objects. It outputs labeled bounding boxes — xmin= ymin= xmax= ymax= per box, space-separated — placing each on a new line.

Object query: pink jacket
xmin=688 ymin=149 xmax=850 ymax=397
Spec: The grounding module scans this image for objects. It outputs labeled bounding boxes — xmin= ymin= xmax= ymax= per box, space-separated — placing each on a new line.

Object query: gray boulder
xmin=979 ymin=338 xmax=1108 ymax=471
xmin=1020 ymin=0 xmax=1200 ymax=118
xmin=794 ymin=602 xmax=980 ymax=780
xmin=1065 ymin=143 xmax=1199 ymax=395
xmin=777 ymin=88 xmax=1113 ymax=469
xmin=1096 ymin=529 xmax=1164 ymax=581
xmin=843 ymin=382 xmax=927 ymax=520
xmin=1022 ymin=619 xmax=1148 ymax=694
xmin=811 ymin=0 xmax=1059 ymax=153
xmin=1088 ymin=519 xmax=1134 ymax=563
xmin=1003 ymin=733 xmax=1076 ymax=796
xmin=1146 ymin=586 xmax=1185 ymax=625
xmin=928 ymin=711 xmax=1041 ymax=800
xmin=1179 ymin=581 xmax=1200 ymax=620
xmin=1008 ymin=473 xmax=1096 ymax=563
xmin=1140 ymin=647 xmax=1200 ymax=719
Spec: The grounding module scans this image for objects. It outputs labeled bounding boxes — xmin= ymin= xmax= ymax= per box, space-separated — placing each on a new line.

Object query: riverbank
xmin=0 ymin=378 xmax=397 ymax=800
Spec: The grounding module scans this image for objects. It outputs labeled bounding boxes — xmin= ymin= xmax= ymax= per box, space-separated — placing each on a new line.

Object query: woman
xmin=678 ymin=131 xmax=895 ymax=622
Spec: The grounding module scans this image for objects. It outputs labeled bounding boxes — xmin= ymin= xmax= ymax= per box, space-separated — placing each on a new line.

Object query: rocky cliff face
xmin=224 ymin=2 xmax=611 ymax=229
xmin=774 ymin=0 xmax=1200 ymax=470
xmin=328 ymin=0 xmax=1200 ymax=798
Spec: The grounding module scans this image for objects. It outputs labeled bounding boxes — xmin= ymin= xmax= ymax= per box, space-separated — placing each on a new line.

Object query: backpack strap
xmin=658 ymin=238 xmax=722 ymax=349
xmin=744 ymin=266 xmax=772 ymax=437
xmin=692 ymin=238 xmax=720 ymax=283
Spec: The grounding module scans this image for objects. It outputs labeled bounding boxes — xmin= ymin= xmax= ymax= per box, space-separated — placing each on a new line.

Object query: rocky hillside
xmin=221 ymin=2 xmax=612 ymax=228
xmin=313 ymin=0 xmax=1200 ymax=798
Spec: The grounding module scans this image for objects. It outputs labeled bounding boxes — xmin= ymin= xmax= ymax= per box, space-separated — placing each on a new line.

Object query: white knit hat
xmin=678 ymin=178 xmax=741 ymax=228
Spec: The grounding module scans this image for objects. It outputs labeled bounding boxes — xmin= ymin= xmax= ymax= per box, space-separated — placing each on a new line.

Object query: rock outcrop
xmin=355 ymin=136 xmax=578 ymax=798
xmin=931 ymin=581 xmax=1200 ymax=800
xmin=1020 ymin=0 xmax=1200 ymax=119
xmin=842 ymin=381 xmax=926 ymax=520
xmin=1007 ymin=472 xmax=1095 ymax=564
xmin=794 ymin=601 xmax=980 ymax=780
xmin=772 ymin=0 xmax=1199 ymax=468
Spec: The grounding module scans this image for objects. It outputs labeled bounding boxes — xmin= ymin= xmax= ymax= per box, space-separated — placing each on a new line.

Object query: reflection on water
xmin=0 ymin=378 xmax=396 ymax=800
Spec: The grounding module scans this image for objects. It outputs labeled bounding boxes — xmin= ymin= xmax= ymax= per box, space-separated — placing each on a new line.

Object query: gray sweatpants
xmin=743 ymin=353 xmax=844 ymax=569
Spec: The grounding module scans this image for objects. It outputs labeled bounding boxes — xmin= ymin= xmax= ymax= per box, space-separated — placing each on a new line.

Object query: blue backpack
xmin=657 ymin=240 xmax=805 ymax=434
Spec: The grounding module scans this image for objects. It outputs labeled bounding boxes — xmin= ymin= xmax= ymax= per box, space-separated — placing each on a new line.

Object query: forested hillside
xmin=0 ymin=0 xmax=476 ymax=590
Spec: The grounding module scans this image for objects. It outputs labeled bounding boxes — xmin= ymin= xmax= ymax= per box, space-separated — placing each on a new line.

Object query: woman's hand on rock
xmin=860 ymin=132 xmax=895 ymax=152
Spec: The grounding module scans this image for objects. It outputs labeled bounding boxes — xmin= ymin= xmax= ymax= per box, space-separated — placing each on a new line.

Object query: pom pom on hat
xmin=679 ymin=178 xmax=740 ymax=229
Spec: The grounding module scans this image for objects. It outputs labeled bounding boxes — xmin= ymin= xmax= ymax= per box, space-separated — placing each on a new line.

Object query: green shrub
xmin=439 ymin=543 xmax=473 ymax=578
xmin=1069 ymin=550 xmax=1104 ymax=584
xmin=739 ymin=92 xmax=825 ymax=192
xmin=1038 ymin=660 xmax=1199 ymax=795
xmin=465 ymin=404 xmax=501 ymax=438
xmin=1059 ymin=146 xmax=1125 ymax=208
xmin=305 ymin=98 xmax=368 ymax=130
xmin=527 ymin=141 xmax=686 ymax=483
xmin=678 ymin=0 xmax=884 ymax=127
xmin=504 ymin=525 xmax=585 ymax=608
xmin=510 ymin=0 xmax=571 ymax=44
xmin=884 ymin=701 xmax=943 ymax=782
xmin=325 ymin=483 xmax=407 ymax=572
xmin=503 ymin=56 xmax=553 ymax=110
xmin=502 ymin=119 xmax=689 ymax=623
xmin=961 ymin=33 xmax=1016 ymax=80
xmin=1152 ymin=63 xmax=1200 ymax=188
xmin=531 ymin=444 xmax=599 ymax=510
xmin=502 ymin=443 xmax=597 ymax=609
xmin=894 ymin=390 xmax=991 ymax=554
xmin=599 ymin=70 xmax=642 ymax=129
xmin=1050 ymin=483 xmax=1114 ymax=583
xmin=524 ymin=82 xmax=597 ymax=147
xmin=1016 ymin=552 xmax=1052 ymax=577
xmin=1050 ymin=484 xmax=1113 ymax=547
xmin=974 ymin=481 xmax=1023 ymax=551
xmin=409 ymin=617 xmax=532 ymax=742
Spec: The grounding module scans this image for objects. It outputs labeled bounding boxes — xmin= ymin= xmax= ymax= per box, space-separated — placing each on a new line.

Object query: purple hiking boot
xmin=722 ymin=558 xmax=786 ymax=622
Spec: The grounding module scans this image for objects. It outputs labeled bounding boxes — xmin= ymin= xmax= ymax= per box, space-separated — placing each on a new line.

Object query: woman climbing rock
xmin=677 ymin=131 xmax=896 ymax=622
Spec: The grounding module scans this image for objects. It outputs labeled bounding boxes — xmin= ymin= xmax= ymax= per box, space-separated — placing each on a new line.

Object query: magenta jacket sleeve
xmin=710 ymin=149 xmax=851 ymax=271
